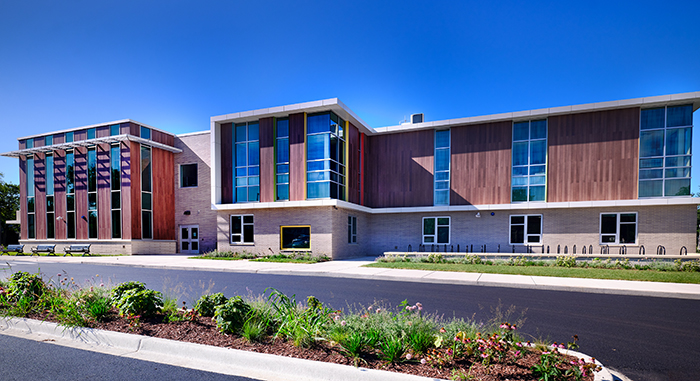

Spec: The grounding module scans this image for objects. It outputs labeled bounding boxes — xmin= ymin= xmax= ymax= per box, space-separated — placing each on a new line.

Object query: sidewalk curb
xmin=0 ymin=316 xmax=613 ymax=381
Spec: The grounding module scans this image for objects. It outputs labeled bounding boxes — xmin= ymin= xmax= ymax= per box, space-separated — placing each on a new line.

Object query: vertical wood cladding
xmin=96 ymin=126 xmax=109 ymax=138
xmin=152 ymin=130 xmax=175 ymax=146
xmin=365 ymin=130 xmax=434 ymax=208
xmin=120 ymin=142 xmax=132 ymax=240
xmin=259 ymin=117 xmax=275 ymax=203
xmin=97 ymin=144 xmax=111 ymax=239
xmin=152 ymin=148 xmax=175 ymax=240
xmin=289 ymin=112 xmax=306 ymax=201
xmin=19 ymin=157 xmax=27 ymax=240
xmin=54 ymin=151 xmax=66 ymax=239
xmin=347 ymin=123 xmax=360 ymax=204
xmin=450 ymin=121 xmax=512 ymax=205
xmin=74 ymin=147 xmax=88 ymax=240
xmin=129 ymin=142 xmax=141 ymax=239
xmin=34 ymin=153 xmax=46 ymax=239
xmin=220 ymin=123 xmax=233 ymax=204
xmin=548 ymin=107 xmax=640 ymax=202
xmin=129 ymin=123 xmax=140 ymax=136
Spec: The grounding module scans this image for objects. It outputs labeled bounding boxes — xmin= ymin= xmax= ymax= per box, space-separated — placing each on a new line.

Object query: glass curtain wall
xmin=46 ymin=153 xmax=54 ymax=239
xmin=141 ymin=145 xmax=152 ymax=239
xmin=87 ymin=147 xmax=98 ymax=239
xmin=275 ymin=118 xmax=290 ymax=201
xmin=27 ymin=156 xmax=35 ymax=239
xmin=66 ymin=151 xmax=75 ymax=238
xmin=639 ymin=105 xmax=692 ymax=197
xmin=434 ymin=130 xmax=450 ymax=205
xmin=512 ymin=120 xmax=547 ymax=202
xmin=234 ymin=122 xmax=260 ymax=202
xmin=306 ymin=112 xmax=346 ymax=200
xmin=111 ymin=144 xmax=121 ymax=239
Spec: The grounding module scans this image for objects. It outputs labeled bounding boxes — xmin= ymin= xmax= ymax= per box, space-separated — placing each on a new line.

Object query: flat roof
xmin=17 ymin=119 xmax=176 ymax=141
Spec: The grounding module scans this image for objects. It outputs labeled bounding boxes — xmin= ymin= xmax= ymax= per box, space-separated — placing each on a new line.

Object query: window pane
xmin=512 ymin=187 xmax=527 ymax=202
xmin=437 ymin=217 xmax=449 ymax=226
xmin=666 ymin=105 xmax=692 ymax=127
xmin=277 ymin=164 xmax=289 ymax=174
xmin=529 ymin=186 xmax=545 ymax=201
xmin=510 ymin=225 xmax=524 ymax=244
xmin=112 ymin=191 xmax=120 ymax=209
xmin=243 ymin=224 xmax=254 ymax=243
xmin=665 ymin=168 xmax=690 ymax=178
xmin=235 ymin=124 xmax=247 ymax=142
xmin=141 ymin=146 xmax=151 ymax=192
xmin=248 ymin=123 xmax=259 ymax=141
xmin=619 ymin=224 xmax=636 ymax=244
xmin=46 ymin=155 xmax=54 ymax=195
xmin=640 ymin=158 xmax=663 ymax=168
xmin=620 ymin=213 xmax=636 ymax=223
xmin=512 ymin=166 xmax=528 ymax=176
xmin=88 ymin=148 xmax=97 ymax=192
xmin=530 ymin=165 xmax=546 ymax=175
xmin=141 ymin=192 xmax=151 ymax=210
xmin=435 ymin=180 xmax=449 ymax=190
xmin=639 ymin=130 xmax=664 ymax=157
xmin=46 ymin=196 xmax=54 ymax=212
xmin=435 ymin=149 xmax=450 ymax=171
xmin=47 ymin=214 xmax=54 ymax=239
xmin=65 ymin=132 xmax=74 ymax=143
xmin=510 ymin=215 xmax=524 ymax=224
xmin=665 ymin=128 xmax=691 ymax=156
xmin=601 ymin=214 xmax=617 ymax=234
xmin=181 ymin=164 xmax=197 ymax=187
xmin=281 ymin=227 xmax=310 ymax=249
xmin=512 ymin=142 xmax=528 ymax=166
xmin=640 ymin=108 xmax=665 ymax=130
xmin=434 ymin=190 xmax=449 ymax=205
xmin=112 ymin=210 xmax=121 ymax=238
xmin=435 ymin=171 xmax=449 ymax=181
xmin=277 ymin=174 xmax=289 ymax=184
xmin=527 ymin=235 xmax=540 ymax=243
xmin=276 ymin=138 xmax=289 ymax=163
xmin=307 ymin=134 xmax=329 ymax=161
xmin=530 ymin=140 xmax=546 ymax=165
xmin=142 ymin=211 xmax=152 ymax=239
xmin=513 ymin=122 xmax=529 ymax=141
xmin=243 ymin=215 xmax=253 ymax=224
xmin=140 ymin=127 xmax=151 ymax=140
xmin=512 ymin=176 xmax=528 ymax=186
xmin=248 ymin=186 xmax=259 ymax=201
xmin=111 ymin=145 xmax=121 ymax=190
xmin=67 ymin=194 xmax=74 ymax=211
xmin=27 ymin=197 xmax=34 ymax=213
xmin=307 ymin=182 xmax=329 ymax=199
xmin=527 ymin=215 xmax=542 ymax=234
xmin=88 ymin=210 xmax=98 ymax=238
xmin=248 ymin=142 xmax=259 ymax=166
xmin=307 ymin=113 xmax=330 ymax=134
xmin=27 ymin=214 xmax=35 ymax=239
xmin=231 ymin=216 xmax=242 ymax=234
xmin=602 ymin=235 xmax=616 ymax=243
xmin=639 ymin=169 xmax=663 ymax=179
xmin=665 ymin=179 xmax=690 ymax=196
xmin=276 ymin=119 xmax=289 ymax=138
xmin=110 ymin=124 xmax=120 ymax=136
xmin=87 ymin=128 xmax=96 ymax=139
xmin=530 ymin=120 xmax=547 ymax=140
xmin=437 ymin=226 xmax=449 ymax=243
xmin=639 ymin=180 xmax=663 ymax=197
xmin=435 ymin=130 xmax=450 ymax=148
xmin=423 ymin=218 xmax=435 ymax=235
xmin=530 ymin=176 xmax=546 ymax=185
xmin=88 ymin=193 xmax=97 ymax=210
xmin=67 ymin=213 xmax=75 ymax=239
xmin=665 ymin=156 xmax=691 ymax=168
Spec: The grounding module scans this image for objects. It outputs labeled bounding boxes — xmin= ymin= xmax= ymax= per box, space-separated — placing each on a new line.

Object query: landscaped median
xmin=367 ymin=254 xmax=700 ymax=284
xmin=0 ymin=271 xmax=611 ymax=380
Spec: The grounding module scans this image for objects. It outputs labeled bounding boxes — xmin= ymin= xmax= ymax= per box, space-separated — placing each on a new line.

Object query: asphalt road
xmin=2 ymin=260 xmax=698 ymax=381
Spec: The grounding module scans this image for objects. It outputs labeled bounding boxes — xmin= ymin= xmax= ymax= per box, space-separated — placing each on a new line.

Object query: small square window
xmin=422 ymin=216 xmax=450 ymax=245
xmin=141 ymin=126 xmax=151 ymax=140
xmin=230 ymin=215 xmax=254 ymax=244
xmin=110 ymin=124 xmax=120 ymax=136
xmin=180 ymin=164 xmax=198 ymax=188
xmin=87 ymin=128 xmax=96 ymax=140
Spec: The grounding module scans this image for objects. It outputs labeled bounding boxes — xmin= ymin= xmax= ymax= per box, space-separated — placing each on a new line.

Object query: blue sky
xmin=1 ymin=0 xmax=699 ymax=190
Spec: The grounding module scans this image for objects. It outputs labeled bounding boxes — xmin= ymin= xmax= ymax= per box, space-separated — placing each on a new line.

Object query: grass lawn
xmin=364 ymin=262 xmax=700 ymax=284
xmin=189 ymin=256 xmax=248 ymax=261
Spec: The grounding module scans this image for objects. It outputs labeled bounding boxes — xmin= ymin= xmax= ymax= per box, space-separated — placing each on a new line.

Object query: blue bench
xmin=63 ymin=244 xmax=91 ymax=257
xmin=1 ymin=244 xmax=25 ymax=256
xmin=31 ymin=244 xmax=56 ymax=256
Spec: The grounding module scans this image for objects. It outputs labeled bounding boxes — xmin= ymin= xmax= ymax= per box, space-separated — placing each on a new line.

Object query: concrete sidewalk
xmin=3 ymin=254 xmax=700 ymax=300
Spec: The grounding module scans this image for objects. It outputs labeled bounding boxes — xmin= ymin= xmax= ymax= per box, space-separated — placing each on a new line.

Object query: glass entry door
xmin=180 ymin=225 xmax=199 ymax=254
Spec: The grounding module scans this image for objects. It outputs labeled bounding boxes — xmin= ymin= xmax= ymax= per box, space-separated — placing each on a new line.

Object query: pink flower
xmin=334 ymin=315 xmax=340 ymax=321
xmin=481 ymin=353 xmax=488 ymax=358
xmin=416 ymin=302 xmax=423 ymax=311
xmin=375 ymin=308 xmax=381 ymax=313
xmin=340 ymin=320 xmax=346 ymax=326
xmin=514 ymin=350 xmax=521 ymax=357
xmin=420 ymin=358 xmax=426 ymax=365
xmin=406 ymin=353 xmax=412 ymax=360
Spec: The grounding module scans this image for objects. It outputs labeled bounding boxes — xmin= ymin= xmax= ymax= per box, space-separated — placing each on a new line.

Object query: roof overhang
xmin=1 ymin=134 xmax=182 ymax=158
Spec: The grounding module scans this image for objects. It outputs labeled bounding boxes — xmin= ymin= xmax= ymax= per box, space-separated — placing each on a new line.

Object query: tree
xmin=0 ymin=172 xmax=20 ymax=246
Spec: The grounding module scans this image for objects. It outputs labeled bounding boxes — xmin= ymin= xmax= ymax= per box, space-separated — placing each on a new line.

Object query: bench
xmin=63 ymin=244 xmax=91 ymax=257
xmin=1 ymin=244 xmax=25 ymax=256
xmin=30 ymin=244 xmax=56 ymax=256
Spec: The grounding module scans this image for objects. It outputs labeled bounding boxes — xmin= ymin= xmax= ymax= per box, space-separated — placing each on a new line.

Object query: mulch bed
xmin=26 ymin=311 xmax=592 ymax=381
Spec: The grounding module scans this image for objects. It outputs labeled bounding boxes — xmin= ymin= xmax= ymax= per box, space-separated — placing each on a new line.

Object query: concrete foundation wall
xmin=16 ymin=240 xmax=176 ymax=255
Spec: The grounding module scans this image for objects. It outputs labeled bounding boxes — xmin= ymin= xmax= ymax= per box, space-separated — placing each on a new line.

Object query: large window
xmin=87 ymin=147 xmax=98 ymax=239
xmin=422 ymin=217 xmax=450 ymax=244
xmin=307 ymin=112 xmax=345 ymax=200
xmin=639 ymin=105 xmax=692 ymax=197
xmin=512 ymin=120 xmax=547 ymax=202
xmin=230 ymin=215 xmax=254 ymax=244
xmin=234 ymin=122 xmax=260 ymax=202
xmin=111 ymin=144 xmax=121 ymax=239
xmin=141 ymin=145 xmax=153 ymax=239
xmin=509 ymin=215 xmax=542 ymax=244
xmin=26 ymin=155 xmax=35 ymax=239
xmin=275 ymin=118 xmax=290 ymax=201
xmin=46 ymin=153 xmax=54 ymax=239
xmin=281 ymin=226 xmax=310 ymax=250
xmin=600 ymin=213 xmax=637 ymax=244
xmin=434 ymin=130 xmax=450 ymax=205
xmin=180 ymin=164 xmax=198 ymax=188
xmin=66 ymin=150 xmax=75 ymax=239
xmin=348 ymin=216 xmax=357 ymax=244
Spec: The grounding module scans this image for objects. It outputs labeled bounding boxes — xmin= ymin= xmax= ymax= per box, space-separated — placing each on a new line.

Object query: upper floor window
xmin=276 ymin=118 xmax=290 ymax=201
xmin=65 ymin=132 xmax=74 ymax=143
xmin=512 ymin=120 xmax=547 ymax=202
xmin=87 ymin=128 xmax=96 ymax=140
xmin=25 ymin=139 xmax=33 ymax=149
xmin=307 ymin=112 xmax=345 ymax=200
xmin=110 ymin=124 xmax=120 ymax=136
xmin=235 ymin=122 xmax=260 ymax=202
xmin=45 ymin=135 xmax=53 ymax=146
xmin=639 ymin=105 xmax=692 ymax=197
xmin=180 ymin=164 xmax=198 ymax=188
xmin=141 ymin=126 xmax=151 ymax=140
xmin=434 ymin=130 xmax=450 ymax=205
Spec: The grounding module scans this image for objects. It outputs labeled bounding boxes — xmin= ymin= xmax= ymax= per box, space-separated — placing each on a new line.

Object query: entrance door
xmin=180 ymin=225 xmax=199 ymax=254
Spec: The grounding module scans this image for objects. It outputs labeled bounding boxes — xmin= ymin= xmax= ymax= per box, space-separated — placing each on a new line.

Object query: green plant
xmin=110 ymin=281 xmax=146 ymax=304
xmin=266 ymin=289 xmax=332 ymax=347
xmin=405 ymin=321 xmax=435 ymax=355
xmin=531 ymin=349 xmax=565 ymax=381
xmin=6 ymin=271 xmax=48 ymax=302
xmin=554 ymin=256 xmax=577 ymax=268
xmin=113 ymin=288 xmax=163 ymax=317
xmin=195 ymin=292 xmax=228 ymax=317
xmin=378 ymin=335 xmax=405 ymax=364
xmin=214 ymin=296 xmax=251 ymax=334
xmin=241 ymin=316 xmax=268 ymax=343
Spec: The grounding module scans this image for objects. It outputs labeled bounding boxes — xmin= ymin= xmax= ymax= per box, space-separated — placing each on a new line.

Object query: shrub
xmin=195 ymin=293 xmax=228 ymax=317
xmin=113 ymin=288 xmax=163 ymax=317
xmin=6 ymin=272 xmax=48 ymax=302
xmin=110 ymin=281 xmax=146 ymax=304
xmin=554 ymin=256 xmax=577 ymax=268
xmin=214 ymin=296 xmax=251 ymax=334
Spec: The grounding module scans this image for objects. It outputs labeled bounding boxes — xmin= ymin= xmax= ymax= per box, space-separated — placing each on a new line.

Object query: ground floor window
xmin=510 ymin=215 xmax=542 ymax=244
xmin=423 ymin=217 xmax=450 ymax=244
xmin=600 ymin=213 xmax=637 ymax=244
xmin=348 ymin=216 xmax=357 ymax=244
xmin=230 ymin=215 xmax=254 ymax=244
xmin=281 ymin=226 xmax=310 ymax=250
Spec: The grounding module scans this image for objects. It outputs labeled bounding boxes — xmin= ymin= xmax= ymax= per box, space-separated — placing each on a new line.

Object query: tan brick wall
xmin=174 ymin=132 xmax=218 ymax=254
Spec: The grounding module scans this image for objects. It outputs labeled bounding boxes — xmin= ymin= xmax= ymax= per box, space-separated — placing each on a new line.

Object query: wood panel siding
xmin=289 ymin=112 xmax=306 ymax=201
xmin=34 ymin=153 xmax=46 ymax=239
xmin=152 ymin=130 xmax=175 ymax=146
xmin=74 ymin=147 xmax=88 ymax=240
xmin=97 ymin=144 xmax=111 ymax=239
xmin=120 ymin=123 xmax=131 ymax=135
xmin=347 ymin=123 xmax=360 ymax=204
xmin=129 ymin=142 xmax=141 ymax=239
xmin=548 ymin=107 xmax=640 ymax=202
xmin=365 ymin=130 xmax=434 ymax=208
xmin=54 ymin=134 xmax=65 ymax=144
xmin=19 ymin=157 xmax=27 ymax=240
xmin=120 ymin=142 xmax=133 ymax=240
xmin=54 ymin=151 xmax=66 ymax=239
xmin=450 ymin=121 xmax=512 ymax=205
xmin=220 ymin=123 xmax=233 ymax=204
xmin=129 ymin=123 xmax=140 ymax=137
xmin=259 ymin=117 xmax=275 ymax=203
xmin=96 ymin=126 xmax=109 ymax=138
xmin=74 ymin=130 xmax=87 ymax=142
xmin=152 ymin=148 xmax=175 ymax=240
